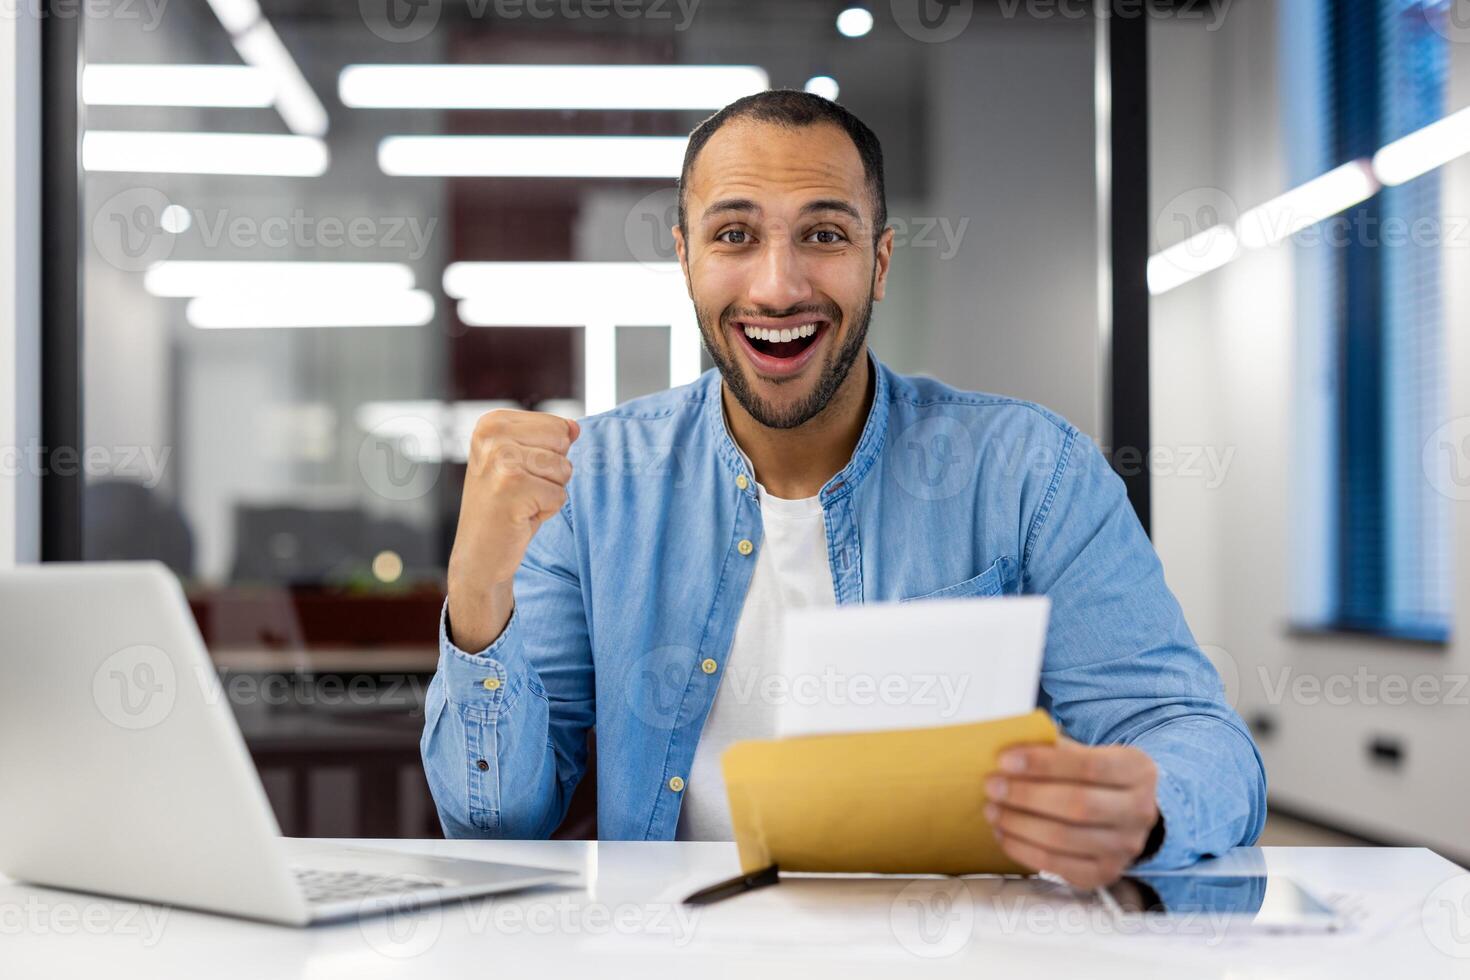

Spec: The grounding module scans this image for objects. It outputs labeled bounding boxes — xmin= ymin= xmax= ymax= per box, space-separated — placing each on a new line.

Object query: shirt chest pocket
xmin=898 ymin=556 xmax=1017 ymax=603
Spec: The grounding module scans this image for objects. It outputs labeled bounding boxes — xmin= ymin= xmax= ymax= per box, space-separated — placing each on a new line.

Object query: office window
xmin=1288 ymin=0 xmax=1451 ymax=642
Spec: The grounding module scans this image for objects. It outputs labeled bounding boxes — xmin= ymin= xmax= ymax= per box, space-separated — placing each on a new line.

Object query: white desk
xmin=4 ymin=842 xmax=1468 ymax=978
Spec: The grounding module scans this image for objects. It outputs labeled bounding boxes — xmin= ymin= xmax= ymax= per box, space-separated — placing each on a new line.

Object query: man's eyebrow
xmin=801 ymin=199 xmax=863 ymax=221
xmin=700 ymin=198 xmax=760 ymax=220
xmin=698 ymin=198 xmax=865 ymax=223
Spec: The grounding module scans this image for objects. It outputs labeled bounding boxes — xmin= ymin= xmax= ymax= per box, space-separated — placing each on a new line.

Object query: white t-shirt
xmin=675 ymin=443 xmax=838 ymax=841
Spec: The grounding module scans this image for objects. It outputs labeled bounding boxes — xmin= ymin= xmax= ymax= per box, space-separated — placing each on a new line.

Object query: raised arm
xmin=421 ymin=410 xmax=596 ymax=839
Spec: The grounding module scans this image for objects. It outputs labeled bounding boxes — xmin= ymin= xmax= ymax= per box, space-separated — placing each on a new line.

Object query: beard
xmin=695 ymin=288 xmax=873 ymax=430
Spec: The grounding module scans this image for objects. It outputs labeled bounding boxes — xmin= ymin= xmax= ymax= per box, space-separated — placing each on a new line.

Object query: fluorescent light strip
xmin=83 ymin=131 xmax=328 ymax=176
xmin=446 ymin=261 xmax=700 ymax=414
xmin=449 ymin=261 xmax=694 ymax=345
xmin=199 ymin=0 xmax=328 ymax=137
xmin=234 ymin=21 xmax=329 ymax=136
xmin=583 ymin=325 xmax=618 ymax=422
xmin=1150 ymin=103 xmax=1470 ymax=295
xmin=186 ymin=289 xmax=434 ymax=328
xmin=340 ymin=64 xmax=768 ymax=110
xmin=1373 ymin=104 xmax=1470 ymax=187
xmin=451 ymin=292 xmax=690 ymax=332
xmin=444 ymin=260 xmax=679 ymax=303
xmin=205 ymin=0 xmax=262 ymax=35
xmin=1147 ymin=225 xmax=1239 ymax=296
xmin=145 ymin=261 xmax=415 ymax=297
xmin=82 ymin=65 xmax=275 ymax=107
xmin=1150 ymin=160 xmax=1376 ymax=295
xmin=379 ymin=136 xmax=687 ymax=178
xmin=1235 ymin=160 xmax=1378 ymax=249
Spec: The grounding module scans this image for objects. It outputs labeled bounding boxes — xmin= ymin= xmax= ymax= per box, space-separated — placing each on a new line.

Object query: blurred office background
xmin=1151 ymin=0 xmax=1470 ymax=858
xmin=1 ymin=0 xmax=1467 ymax=856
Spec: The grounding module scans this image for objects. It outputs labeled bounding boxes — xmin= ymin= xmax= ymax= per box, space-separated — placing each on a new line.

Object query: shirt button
xmin=701 ymin=658 xmax=718 ymax=674
xmin=737 ymin=539 xmax=753 ymax=556
xmin=482 ymin=678 xmax=501 ymax=691
xmin=476 ymin=759 xmax=489 ymax=772
xmin=668 ymin=776 xmax=685 ymax=793
xmin=736 ymin=474 xmax=749 ymax=490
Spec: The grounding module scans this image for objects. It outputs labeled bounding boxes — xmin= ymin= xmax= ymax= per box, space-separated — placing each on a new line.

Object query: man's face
xmin=674 ymin=119 xmax=893 ymax=429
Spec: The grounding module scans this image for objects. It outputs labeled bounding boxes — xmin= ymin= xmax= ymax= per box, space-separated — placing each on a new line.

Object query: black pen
xmin=683 ymin=864 xmax=781 ymax=906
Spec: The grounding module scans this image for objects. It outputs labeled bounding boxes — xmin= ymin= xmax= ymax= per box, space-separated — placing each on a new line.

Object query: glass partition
xmin=75 ymin=0 xmax=1104 ymax=836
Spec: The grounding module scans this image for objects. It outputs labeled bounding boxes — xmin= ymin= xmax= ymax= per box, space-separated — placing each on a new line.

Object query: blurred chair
xmin=230 ymin=505 xmax=366 ymax=586
xmin=84 ymin=479 xmax=195 ymax=578
xmin=220 ymin=501 xmax=444 ymax=838
xmin=228 ymin=504 xmax=436 ymax=587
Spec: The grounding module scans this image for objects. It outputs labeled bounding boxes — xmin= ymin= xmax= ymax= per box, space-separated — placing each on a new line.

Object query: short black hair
xmin=677 ymin=89 xmax=887 ymax=244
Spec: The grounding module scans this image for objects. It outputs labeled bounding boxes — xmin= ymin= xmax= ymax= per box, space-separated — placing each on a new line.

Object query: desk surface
xmin=4 ymin=841 xmax=1468 ymax=978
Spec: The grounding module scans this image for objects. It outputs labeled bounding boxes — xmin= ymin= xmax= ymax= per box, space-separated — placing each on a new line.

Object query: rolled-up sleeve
xmin=1020 ymin=428 xmax=1267 ymax=870
xmin=421 ymin=503 xmax=595 ymax=839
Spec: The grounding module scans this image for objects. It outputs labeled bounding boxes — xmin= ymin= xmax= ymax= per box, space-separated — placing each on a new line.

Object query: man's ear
xmin=872 ymin=225 xmax=896 ymax=302
xmin=673 ymin=224 xmax=693 ymax=299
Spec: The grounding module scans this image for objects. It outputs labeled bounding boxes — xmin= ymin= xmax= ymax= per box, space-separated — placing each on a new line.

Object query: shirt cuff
xmin=1131 ymin=763 xmax=1195 ymax=871
xmin=436 ymin=599 xmax=532 ymax=713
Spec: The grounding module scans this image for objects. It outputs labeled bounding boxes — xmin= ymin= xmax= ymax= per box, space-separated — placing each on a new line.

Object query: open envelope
xmin=721 ymin=709 xmax=1059 ymax=876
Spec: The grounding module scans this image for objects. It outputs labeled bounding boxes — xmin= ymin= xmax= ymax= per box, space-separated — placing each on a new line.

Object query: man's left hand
xmin=985 ymin=737 xmax=1160 ymax=889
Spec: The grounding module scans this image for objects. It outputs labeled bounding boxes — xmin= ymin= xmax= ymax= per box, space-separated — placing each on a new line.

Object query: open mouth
xmin=739 ymin=321 xmax=823 ymax=359
xmin=731 ymin=319 xmax=830 ymax=376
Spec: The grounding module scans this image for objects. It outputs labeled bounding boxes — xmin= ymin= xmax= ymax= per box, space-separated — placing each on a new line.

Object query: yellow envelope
xmin=720 ymin=709 xmax=1058 ymax=875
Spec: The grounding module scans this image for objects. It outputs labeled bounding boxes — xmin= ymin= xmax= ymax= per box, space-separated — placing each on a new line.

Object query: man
xmin=423 ymin=90 xmax=1265 ymax=888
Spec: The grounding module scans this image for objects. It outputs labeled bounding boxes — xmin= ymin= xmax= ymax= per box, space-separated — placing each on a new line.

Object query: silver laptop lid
xmin=0 ymin=562 xmax=310 ymax=924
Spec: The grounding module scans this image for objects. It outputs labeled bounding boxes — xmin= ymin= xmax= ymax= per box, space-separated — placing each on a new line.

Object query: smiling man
xmin=423 ymin=90 xmax=1266 ymax=887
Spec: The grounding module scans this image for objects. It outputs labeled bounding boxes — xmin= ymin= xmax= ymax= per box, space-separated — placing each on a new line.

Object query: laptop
xmin=0 ymin=561 xmax=576 ymax=925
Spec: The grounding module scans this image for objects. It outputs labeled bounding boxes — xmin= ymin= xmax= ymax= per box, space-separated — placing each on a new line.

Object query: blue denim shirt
xmin=422 ymin=352 xmax=1266 ymax=869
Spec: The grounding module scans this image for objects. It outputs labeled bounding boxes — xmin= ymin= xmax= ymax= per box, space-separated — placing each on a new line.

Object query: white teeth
xmin=742 ymin=322 xmax=821 ymax=343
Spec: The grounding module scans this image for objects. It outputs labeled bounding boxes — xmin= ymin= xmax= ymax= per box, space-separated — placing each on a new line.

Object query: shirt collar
xmin=704 ymin=347 xmax=890 ymax=506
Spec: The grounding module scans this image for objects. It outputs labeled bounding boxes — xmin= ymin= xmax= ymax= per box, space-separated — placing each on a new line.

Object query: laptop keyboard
xmin=292 ymin=867 xmax=449 ymax=905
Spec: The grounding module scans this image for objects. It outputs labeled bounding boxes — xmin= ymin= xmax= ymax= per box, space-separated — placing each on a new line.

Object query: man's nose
xmin=746 ymin=238 xmax=813 ymax=312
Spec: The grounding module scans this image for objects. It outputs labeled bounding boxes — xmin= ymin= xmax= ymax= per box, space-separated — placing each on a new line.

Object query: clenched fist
xmin=446 ymin=409 xmax=580 ymax=652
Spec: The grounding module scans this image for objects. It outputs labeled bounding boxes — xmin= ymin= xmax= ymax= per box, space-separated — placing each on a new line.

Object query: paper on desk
xmin=721 ymin=709 xmax=1059 ymax=875
xmin=775 ymin=595 xmax=1050 ymax=738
